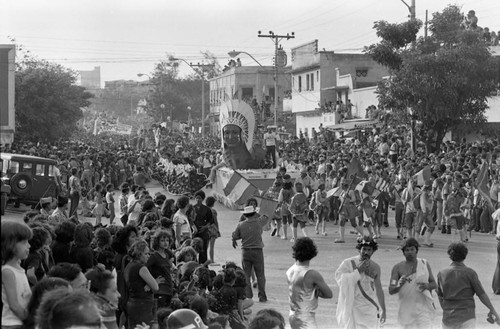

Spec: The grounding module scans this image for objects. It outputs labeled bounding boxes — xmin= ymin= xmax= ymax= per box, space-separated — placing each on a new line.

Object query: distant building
xmin=78 ymin=66 xmax=101 ymax=90
xmin=208 ymin=65 xmax=291 ymax=136
xmin=289 ymin=40 xmax=389 ymax=137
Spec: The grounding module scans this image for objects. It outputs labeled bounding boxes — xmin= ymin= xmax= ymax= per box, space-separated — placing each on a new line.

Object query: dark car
xmin=1 ymin=153 xmax=59 ymax=208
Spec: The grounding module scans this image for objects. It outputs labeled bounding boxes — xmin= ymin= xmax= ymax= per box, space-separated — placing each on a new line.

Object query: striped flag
xmin=222 ymin=170 xmax=259 ymax=204
xmin=476 ymin=162 xmax=494 ymax=211
xmin=376 ymin=178 xmax=391 ymax=193
xmin=255 ymin=196 xmax=279 ymax=219
xmin=413 ymin=165 xmax=432 ymax=187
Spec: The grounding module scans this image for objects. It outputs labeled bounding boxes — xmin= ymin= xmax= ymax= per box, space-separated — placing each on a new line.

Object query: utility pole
xmin=258 ymin=30 xmax=295 ymax=127
xmin=400 ymin=0 xmax=416 ymax=20
xmin=424 ymin=10 xmax=428 ymax=39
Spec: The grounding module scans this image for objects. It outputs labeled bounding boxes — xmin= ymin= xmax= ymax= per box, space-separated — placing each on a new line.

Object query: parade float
xmin=210 ymin=100 xmax=299 ymax=210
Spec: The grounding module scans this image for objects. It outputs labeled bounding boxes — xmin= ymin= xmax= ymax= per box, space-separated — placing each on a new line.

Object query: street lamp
xmin=228 ymin=50 xmax=265 ymax=68
xmin=171 ymin=58 xmax=210 ymax=137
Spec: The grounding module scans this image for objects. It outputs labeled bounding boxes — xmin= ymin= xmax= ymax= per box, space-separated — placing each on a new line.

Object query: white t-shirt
xmin=264 ymin=132 xmax=278 ymax=147
xmin=1 ymin=264 xmax=31 ymax=326
xmin=173 ymin=210 xmax=191 ymax=237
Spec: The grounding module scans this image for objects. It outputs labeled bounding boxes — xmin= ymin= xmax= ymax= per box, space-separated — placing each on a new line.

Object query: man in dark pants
xmin=192 ymin=190 xmax=213 ymax=264
xmin=232 ymin=205 xmax=271 ymax=302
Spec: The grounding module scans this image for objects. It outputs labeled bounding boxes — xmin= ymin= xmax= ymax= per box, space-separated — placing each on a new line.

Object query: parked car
xmin=0 ymin=153 xmax=58 ymax=208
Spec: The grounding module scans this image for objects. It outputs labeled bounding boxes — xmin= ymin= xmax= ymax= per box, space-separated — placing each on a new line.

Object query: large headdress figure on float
xmin=219 ymin=100 xmax=262 ymax=170
xmin=219 ymin=100 xmax=255 ymax=151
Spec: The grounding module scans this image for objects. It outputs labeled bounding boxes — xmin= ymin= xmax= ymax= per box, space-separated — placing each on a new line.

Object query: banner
xmin=98 ymin=122 xmax=133 ymax=135
xmin=413 ymin=165 xmax=431 ymax=187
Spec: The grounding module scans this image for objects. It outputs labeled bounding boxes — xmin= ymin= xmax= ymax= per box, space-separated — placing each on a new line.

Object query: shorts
xmin=449 ymin=215 xmax=465 ymax=230
xmin=282 ymin=214 xmax=292 ymax=225
xmin=340 ymin=214 xmax=357 ymax=227
xmin=405 ymin=212 xmax=416 ymax=228
xmin=292 ymin=216 xmax=306 ymax=228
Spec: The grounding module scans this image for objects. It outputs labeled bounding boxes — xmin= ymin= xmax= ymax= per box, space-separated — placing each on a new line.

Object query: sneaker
xmin=322 ymin=232 xmax=327 ymax=236
xmin=281 ymin=236 xmax=287 ymax=240
xmin=315 ymin=229 xmax=319 ymax=234
xmin=334 ymin=239 xmax=345 ymax=243
xmin=421 ymin=226 xmax=427 ymax=236
xmin=271 ymin=228 xmax=277 ymax=237
xmin=290 ymin=238 xmax=295 ymax=243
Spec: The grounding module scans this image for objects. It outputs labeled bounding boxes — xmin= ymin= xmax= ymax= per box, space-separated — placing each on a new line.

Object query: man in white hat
xmin=232 ymin=204 xmax=271 ymax=302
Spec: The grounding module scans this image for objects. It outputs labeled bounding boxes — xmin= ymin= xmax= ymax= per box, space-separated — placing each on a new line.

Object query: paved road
xmin=3 ymin=181 xmax=499 ymax=329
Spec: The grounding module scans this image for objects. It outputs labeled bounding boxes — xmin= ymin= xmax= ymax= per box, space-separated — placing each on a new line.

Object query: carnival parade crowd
xmin=2 ymin=120 xmax=500 ymax=329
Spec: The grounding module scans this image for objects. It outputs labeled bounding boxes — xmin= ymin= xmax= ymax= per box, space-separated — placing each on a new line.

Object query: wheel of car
xmin=10 ymin=173 xmax=33 ymax=196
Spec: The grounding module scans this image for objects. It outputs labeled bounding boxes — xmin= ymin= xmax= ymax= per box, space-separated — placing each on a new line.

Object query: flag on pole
xmin=375 ymin=178 xmax=391 ymax=193
xmin=255 ymin=196 xmax=279 ymax=220
xmin=413 ymin=165 xmax=432 ymax=186
xmin=222 ymin=170 xmax=259 ymax=204
xmin=476 ymin=162 xmax=494 ymax=211
xmin=355 ymin=180 xmax=380 ymax=199
xmin=346 ymin=157 xmax=367 ymax=186
xmin=326 ymin=186 xmax=342 ymax=198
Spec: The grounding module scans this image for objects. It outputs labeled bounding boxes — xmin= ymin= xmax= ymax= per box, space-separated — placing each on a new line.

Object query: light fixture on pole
xmin=228 ymin=50 xmax=265 ymax=68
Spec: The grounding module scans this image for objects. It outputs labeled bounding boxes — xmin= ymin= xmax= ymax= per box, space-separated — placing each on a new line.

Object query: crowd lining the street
xmin=2 ymin=118 xmax=500 ymax=329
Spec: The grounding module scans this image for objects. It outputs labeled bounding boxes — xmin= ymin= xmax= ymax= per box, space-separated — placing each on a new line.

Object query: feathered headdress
xmin=219 ymin=100 xmax=255 ymax=150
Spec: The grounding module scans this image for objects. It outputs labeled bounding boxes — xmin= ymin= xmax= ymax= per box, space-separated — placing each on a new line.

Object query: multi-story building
xmin=289 ymin=40 xmax=389 ymax=137
xmin=208 ymin=64 xmax=291 ymax=136
xmin=78 ymin=66 xmax=101 ymax=90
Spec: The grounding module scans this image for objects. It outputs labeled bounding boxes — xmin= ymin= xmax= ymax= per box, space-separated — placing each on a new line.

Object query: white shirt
xmin=264 ymin=132 xmax=278 ymax=147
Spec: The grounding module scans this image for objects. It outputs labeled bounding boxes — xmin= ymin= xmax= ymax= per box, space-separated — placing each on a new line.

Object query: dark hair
xmin=447 ymin=242 xmax=468 ymax=262
xmin=176 ymin=196 xmax=190 ymax=210
xmin=94 ymin=228 xmax=112 ymax=248
xmin=194 ymin=190 xmax=205 ymax=200
xmin=151 ymin=229 xmax=172 ymax=251
xmin=48 ymin=262 xmax=82 ymax=282
xmin=70 ymin=167 xmax=78 ymax=175
xmin=29 ymin=226 xmax=51 ymax=252
xmin=24 ymin=277 xmax=71 ymax=329
xmin=142 ymin=199 xmax=156 ymax=212
xmin=233 ymin=269 xmax=247 ymax=289
xmin=111 ymin=225 xmax=138 ymax=254
xmin=85 ymin=267 xmax=114 ymax=295
xmin=106 ymin=183 xmax=113 ymax=191
xmin=54 ymin=221 xmax=76 ymax=244
xmin=205 ymin=196 xmax=216 ymax=208
xmin=1 ymin=221 xmax=33 ymax=262
xmin=254 ymin=309 xmax=286 ymax=329
xmin=73 ymin=223 xmax=94 ymax=247
xmin=176 ymin=246 xmax=197 ymax=263
xmin=190 ymin=237 xmax=204 ymax=253
xmin=401 ymin=237 xmax=419 ymax=253
xmin=36 ymin=289 xmax=101 ymax=329
xmin=57 ymin=196 xmax=69 ymax=208
xmin=222 ymin=268 xmax=236 ymax=284
xmin=248 ymin=313 xmax=283 ymax=329
xmin=189 ymin=295 xmax=209 ymax=324
xmin=246 ymin=198 xmax=258 ymax=207
xmin=292 ymin=237 xmax=318 ymax=262
xmin=161 ymin=199 xmax=176 ymax=218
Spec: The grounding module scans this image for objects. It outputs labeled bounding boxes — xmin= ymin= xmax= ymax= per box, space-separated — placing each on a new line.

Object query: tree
xmin=15 ymin=55 xmax=92 ymax=141
xmin=365 ymin=5 xmax=500 ymax=153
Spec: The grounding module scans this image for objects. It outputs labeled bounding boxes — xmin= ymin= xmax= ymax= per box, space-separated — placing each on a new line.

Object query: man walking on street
xmin=389 ymin=238 xmax=437 ymax=328
xmin=335 ymin=236 xmax=386 ymax=328
xmin=287 ymin=237 xmax=332 ymax=329
xmin=232 ymin=205 xmax=271 ymax=302
xmin=437 ymin=242 xmax=500 ymax=328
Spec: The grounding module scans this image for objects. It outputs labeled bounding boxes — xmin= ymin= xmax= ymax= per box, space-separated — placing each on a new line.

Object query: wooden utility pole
xmin=258 ymin=30 xmax=295 ymax=126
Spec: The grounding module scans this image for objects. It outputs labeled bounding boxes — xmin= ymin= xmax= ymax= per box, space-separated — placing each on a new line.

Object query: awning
xmin=326 ymin=119 xmax=378 ymax=131
xmin=321 ymin=85 xmax=349 ymax=91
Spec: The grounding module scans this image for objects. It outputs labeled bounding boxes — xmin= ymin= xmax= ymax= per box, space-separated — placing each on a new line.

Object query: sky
xmin=2 ymin=0 xmax=499 ymax=85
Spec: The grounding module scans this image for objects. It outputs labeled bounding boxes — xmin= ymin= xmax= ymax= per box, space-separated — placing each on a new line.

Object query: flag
xmin=255 ymin=196 xmax=279 ymax=219
xmin=413 ymin=165 xmax=431 ymax=186
xmin=476 ymin=162 xmax=494 ymax=211
xmin=376 ymin=178 xmax=391 ymax=193
xmin=355 ymin=180 xmax=380 ymax=199
xmin=327 ymin=186 xmax=342 ymax=198
xmin=346 ymin=157 xmax=367 ymax=186
xmin=222 ymin=170 xmax=259 ymax=204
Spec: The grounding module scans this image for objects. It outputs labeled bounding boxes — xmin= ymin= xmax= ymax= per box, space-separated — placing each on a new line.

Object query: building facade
xmin=208 ymin=65 xmax=291 ymax=136
xmin=78 ymin=66 xmax=101 ymax=90
xmin=289 ymin=40 xmax=388 ymax=137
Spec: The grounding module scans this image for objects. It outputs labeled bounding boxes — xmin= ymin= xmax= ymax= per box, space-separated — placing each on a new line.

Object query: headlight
xmin=18 ymin=180 xmax=27 ymax=189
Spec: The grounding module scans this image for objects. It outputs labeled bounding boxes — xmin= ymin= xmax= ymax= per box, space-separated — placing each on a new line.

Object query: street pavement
xmin=3 ymin=180 xmax=499 ymax=329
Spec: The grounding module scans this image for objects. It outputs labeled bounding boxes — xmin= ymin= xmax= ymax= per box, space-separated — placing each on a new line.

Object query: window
xmin=36 ymin=164 xmax=46 ymax=176
xmin=317 ymin=71 xmax=319 ymax=81
xmin=298 ymin=76 xmax=302 ymax=92
xmin=310 ymin=73 xmax=314 ymax=91
xmin=306 ymin=74 xmax=310 ymax=91
xmin=9 ymin=161 xmax=19 ymax=174
xmin=48 ymin=165 xmax=57 ymax=177
xmin=356 ymin=69 xmax=368 ymax=77
xmin=269 ymin=87 xmax=275 ymax=101
xmin=21 ymin=163 xmax=32 ymax=173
